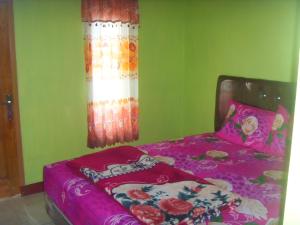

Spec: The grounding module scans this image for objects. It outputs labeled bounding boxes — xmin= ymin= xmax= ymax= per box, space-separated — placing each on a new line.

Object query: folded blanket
xmin=68 ymin=146 xmax=241 ymax=225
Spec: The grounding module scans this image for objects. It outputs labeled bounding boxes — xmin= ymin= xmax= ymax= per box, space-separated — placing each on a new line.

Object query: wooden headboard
xmin=214 ymin=75 xmax=295 ymax=131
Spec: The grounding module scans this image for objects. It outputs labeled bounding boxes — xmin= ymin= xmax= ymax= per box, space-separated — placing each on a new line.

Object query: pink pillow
xmin=264 ymin=105 xmax=289 ymax=156
xmin=216 ymin=100 xmax=276 ymax=151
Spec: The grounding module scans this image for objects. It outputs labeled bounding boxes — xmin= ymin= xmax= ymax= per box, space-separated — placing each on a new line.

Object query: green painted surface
xmin=14 ymin=0 xmax=88 ymax=184
xmin=138 ymin=0 xmax=185 ymax=144
xmin=13 ymin=0 xmax=185 ymax=184
xmin=13 ymin=0 xmax=299 ymax=184
xmin=184 ymin=0 xmax=299 ymax=136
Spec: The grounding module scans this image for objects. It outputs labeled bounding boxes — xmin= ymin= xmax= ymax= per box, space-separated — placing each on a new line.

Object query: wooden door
xmin=0 ymin=0 xmax=24 ymax=195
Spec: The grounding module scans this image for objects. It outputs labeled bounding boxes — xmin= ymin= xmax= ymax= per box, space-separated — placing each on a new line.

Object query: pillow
xmin=216 ymin=100 xmax=276 ymax=151
xmin=264 ymin=105 xmax=290 ymax=156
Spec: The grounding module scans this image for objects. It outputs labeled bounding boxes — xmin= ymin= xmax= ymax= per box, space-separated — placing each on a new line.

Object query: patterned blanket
xmin=67 ymin=146 xmax=242 ymax=225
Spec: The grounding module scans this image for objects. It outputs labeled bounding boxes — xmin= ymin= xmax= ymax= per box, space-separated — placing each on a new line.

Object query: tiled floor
xmin=0 ymin=192 xmax=54 ymax=225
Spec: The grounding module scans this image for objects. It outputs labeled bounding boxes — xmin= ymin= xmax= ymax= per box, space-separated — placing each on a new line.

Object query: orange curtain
xmin=82 ymin=0 xmax=139 ymax=23
xmin=82 ymin=0 xmax=139 ymax=148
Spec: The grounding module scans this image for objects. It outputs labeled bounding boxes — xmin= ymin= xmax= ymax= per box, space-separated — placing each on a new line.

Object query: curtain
xmin=82 ymin=0 xmax=139 ymax=148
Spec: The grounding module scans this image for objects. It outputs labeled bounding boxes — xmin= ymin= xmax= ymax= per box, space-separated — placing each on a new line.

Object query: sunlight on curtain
xmin=283 ymin=55 xmax=300 ymax=224
xmin=82 ymin=0 xmax=139 ymax=148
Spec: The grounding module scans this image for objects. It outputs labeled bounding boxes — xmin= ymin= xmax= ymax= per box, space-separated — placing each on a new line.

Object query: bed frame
xmin=45 ymin=194 xmax=72 ymax=225
xmin=45 ymin=75 xmax=295 ymax=225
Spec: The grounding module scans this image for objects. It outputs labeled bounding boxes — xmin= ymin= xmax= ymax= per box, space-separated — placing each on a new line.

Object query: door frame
xmin=2 ymin=0 xmax=25 ymax=189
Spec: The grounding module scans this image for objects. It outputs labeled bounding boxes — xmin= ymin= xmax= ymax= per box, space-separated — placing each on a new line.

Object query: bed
xmin=44 ymin=75 xmax=294 ymax=225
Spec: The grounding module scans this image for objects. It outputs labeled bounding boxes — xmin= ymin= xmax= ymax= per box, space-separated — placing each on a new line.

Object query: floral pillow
xmin=264 ymin=105 xmax=289 ymax=156
xmin=216 ymin=100 xmax=276 ymax=151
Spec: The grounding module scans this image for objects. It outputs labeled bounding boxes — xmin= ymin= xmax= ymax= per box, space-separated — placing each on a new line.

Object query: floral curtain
xmin=82 ymin=0 xmax=139 ymax=148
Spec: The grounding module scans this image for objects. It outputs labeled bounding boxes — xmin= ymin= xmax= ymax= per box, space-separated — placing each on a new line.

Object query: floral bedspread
xmin=67 ymin=146 xmax=242 ymax=225
xmin=44 ymin=133 xmax=285 ymax=225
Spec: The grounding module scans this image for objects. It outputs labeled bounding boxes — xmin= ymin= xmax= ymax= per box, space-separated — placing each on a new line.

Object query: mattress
xmin=44 ymin=133 xmax=284 ymax=225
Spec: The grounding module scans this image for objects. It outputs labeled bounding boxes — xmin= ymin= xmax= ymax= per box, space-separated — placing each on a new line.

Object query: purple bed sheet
xmin=44 ymin=133 xmax=285 ymax=225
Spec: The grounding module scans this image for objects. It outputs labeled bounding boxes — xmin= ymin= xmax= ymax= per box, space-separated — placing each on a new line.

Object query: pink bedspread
xmin=44 ymin=133 xmax=285 ymax=225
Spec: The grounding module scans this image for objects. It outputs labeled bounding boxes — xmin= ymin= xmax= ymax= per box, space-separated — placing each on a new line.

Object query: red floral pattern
xmin=128 ymin=190 xmax=150 ymax=200
xmin=192 ymin=186 xmax=202 ymax=193
xmin=130 ymin=205 xmax=164 ymax=225
xmin=159 ymin=198 xmax=193 ymax=216
xmin=192 ymin=207 xmax=206 ymax=218
xmin=87 ymin=98 xmax=138 ymax=148
xmin=83 ymin=0 xmax=139 ymax=148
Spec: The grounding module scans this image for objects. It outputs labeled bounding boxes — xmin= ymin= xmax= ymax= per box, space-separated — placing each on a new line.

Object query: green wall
xmin=138 ymin=0 xmax=185 ymax=144
xmin=184 ymin=0 xmax=299 ymax=136
xmin=13 ymin=0 xmax=299 ymax=184
xmin=14 ymin=0 xmax=88 ymax=184
xmin=13 ymin=0 xmax=185 ymax=184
